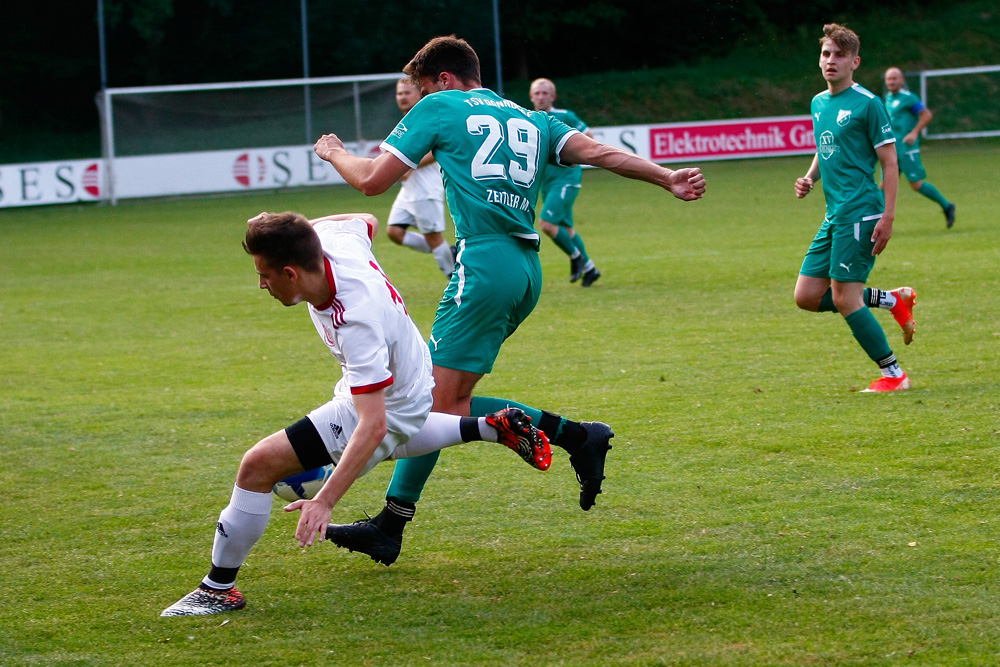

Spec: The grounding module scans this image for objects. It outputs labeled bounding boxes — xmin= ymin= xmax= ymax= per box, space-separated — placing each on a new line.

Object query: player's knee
xmin=831 ymin=292 xmax=861 ymax=315
xmin=236 ymin=448 xmax=272 ymax=488
xmin=793 ymin=289 xmax=819 ymax=311
xmin=386 ymin=226 xmax=406 ymax=244
xmin=236 ymin=438 xmax=288 ymax=489
xmin=910 ymin=180 xmax=923 ymax=191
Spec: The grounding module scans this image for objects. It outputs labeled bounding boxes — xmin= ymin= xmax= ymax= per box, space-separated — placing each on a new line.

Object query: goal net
xmin=918 ymin=64 xmax=1000 ymax=139
xmin=97 ymin=73 xmax=402 ymax=200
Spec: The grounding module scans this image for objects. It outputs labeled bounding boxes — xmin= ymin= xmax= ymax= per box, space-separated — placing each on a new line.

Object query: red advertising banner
xmin=649 ymin=115 xmax=816 ymax=162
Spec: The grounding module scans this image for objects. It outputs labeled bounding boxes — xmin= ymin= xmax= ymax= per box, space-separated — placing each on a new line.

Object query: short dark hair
xmin=242 ymin=212 xmax=322 ymax=273
xmin=403 ymin=35 xmax=481 ymax=86
xmin=821 ymin=23 xmax=860 ymax=56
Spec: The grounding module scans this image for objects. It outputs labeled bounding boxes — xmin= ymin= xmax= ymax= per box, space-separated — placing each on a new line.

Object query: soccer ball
xmin=273 ymin=465 xmax=334 ymax=502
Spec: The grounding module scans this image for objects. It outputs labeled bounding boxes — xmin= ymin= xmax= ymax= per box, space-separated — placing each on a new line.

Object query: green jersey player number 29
xmin=468 ymin=115 xmax=540 ymax=187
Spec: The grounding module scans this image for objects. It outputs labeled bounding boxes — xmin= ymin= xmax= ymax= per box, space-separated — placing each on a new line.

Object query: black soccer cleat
xmin=944 ymin=203 xmax=956 ymax=228
xmin=326 ymin=517 xmax=402 ymax=566
xmin=570 ymin=254 xmax=586 ymax=283
xmin=568 ymin=421 xmax=614 ymax=510
xmin=581 ymin=267 xmax=601 ymax=287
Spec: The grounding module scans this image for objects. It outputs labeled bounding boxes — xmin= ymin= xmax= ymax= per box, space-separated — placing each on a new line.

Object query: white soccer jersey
xmin=397 ymin=161 xmax=444 ymax=203
xmin=307 ymin=219 xmax=434 ymax=413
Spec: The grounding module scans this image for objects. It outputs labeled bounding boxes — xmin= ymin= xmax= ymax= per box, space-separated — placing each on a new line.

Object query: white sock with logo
xmin=204 ymin=485 xmax=272 ymax=588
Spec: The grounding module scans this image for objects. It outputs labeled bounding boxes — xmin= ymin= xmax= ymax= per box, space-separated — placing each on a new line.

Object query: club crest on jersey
xmin=819 ymin=131 xmax=839 ymax=160
xmin=321 ymin=322 xmax=338 ymax=348
xmin=837 ymin=109 xmax=852 ymax=126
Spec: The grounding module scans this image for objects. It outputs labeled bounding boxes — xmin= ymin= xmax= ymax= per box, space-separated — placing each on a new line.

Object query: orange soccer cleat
xmin=486 ymin=407 xmax=552 ymax=471
xmin=889 ymin=287 xmax=917 ymax=345
xmin=862 ymin=373 xmax=911 ymax=393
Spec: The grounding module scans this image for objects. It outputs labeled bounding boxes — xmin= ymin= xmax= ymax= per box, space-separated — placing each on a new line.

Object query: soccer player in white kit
xmin=161 ymin=211 xmax=549 ymax=617
xmin=385 ymin=78 xmax=456 ymax=277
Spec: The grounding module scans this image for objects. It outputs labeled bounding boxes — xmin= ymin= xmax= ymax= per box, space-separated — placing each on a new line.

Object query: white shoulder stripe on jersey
xmin=554 ymin=129 xmax=582 ymax=167
xmin=851 ymin=83 xmax=877 ymax=99
xmin=380 ymin=142 xmax=420 ymax=170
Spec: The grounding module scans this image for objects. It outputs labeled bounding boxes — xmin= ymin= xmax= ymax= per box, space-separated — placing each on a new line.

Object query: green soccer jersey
xmin=381 ymin=88 xmax=579 ymax=244
xmin=811 ymin=83 xmax=896 ymax=224
xmin=541 ymin=107 xmax=588 ymax=189
xmin=884 ymin=88 xmax=925 ymax=144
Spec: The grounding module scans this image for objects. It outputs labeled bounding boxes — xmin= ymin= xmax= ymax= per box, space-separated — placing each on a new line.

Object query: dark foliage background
xmin=1 ymin=0 xmax=995 ymax=161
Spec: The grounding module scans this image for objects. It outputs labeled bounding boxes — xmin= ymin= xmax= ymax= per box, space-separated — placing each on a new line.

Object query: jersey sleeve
xmin=869 ymin=97 xmax=896 ymax=149
xmin=543 ymin=114 xmax=580 ymax=168
xmin=905 ymin=92 xmax=927 ymax=115
xmin=381 ymin=96 xmax=441 ymax=169
xmin=313 ymin=218 xmax=375 ymax=250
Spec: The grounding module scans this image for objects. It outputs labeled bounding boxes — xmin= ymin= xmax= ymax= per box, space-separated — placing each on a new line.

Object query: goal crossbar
xmin=919 ymin=64 xmax=1000 ymax=140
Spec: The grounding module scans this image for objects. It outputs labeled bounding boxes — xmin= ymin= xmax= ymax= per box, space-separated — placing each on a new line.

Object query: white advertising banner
xmin=0 ymin=159 xmax=103 ymax=208
xmin=111 ymin=143 xmax=379 ymax=199
xmin=0 ymin=116 xmax=819 ymax=208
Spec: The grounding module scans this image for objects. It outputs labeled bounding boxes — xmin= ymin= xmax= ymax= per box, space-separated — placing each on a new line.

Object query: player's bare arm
xmin=559 ymin=133 xmax=706 ymax=200
xmin=870 ymin=143 xmax=898 ymax=255
xmin=905 ymin=107 xmax=933 ymax=145
xmin=314 ymin=133 xmax=410 ymax=196
xmin=285 ymin=389 xmax=388 ymax=547
xmin=795 ymin=154 xmax=821 ymax=198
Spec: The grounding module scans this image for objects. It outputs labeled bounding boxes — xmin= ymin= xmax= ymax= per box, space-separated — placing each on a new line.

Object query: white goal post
xmin=918 ymin=64 xmax=1000 ymax=140
xmin=97 ymin=73 xmax=403 ymax=204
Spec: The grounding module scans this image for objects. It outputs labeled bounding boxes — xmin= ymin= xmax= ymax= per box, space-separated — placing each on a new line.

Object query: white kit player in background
xmin=161 ymin=211 xmax=549 ymax=617
xmin=385 ymin=78 xmax=456 ymax=277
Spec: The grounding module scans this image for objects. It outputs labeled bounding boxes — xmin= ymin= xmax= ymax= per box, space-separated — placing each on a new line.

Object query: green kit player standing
xmin=530 ymin=77 xmax=601 ymax=286
xmin=314 ymin=35 xmax=705 ymax=565
xmin=794 ymin=23 xmax=918 ymax=393
xmin=883 ymin=66 xmax=956 ymax=227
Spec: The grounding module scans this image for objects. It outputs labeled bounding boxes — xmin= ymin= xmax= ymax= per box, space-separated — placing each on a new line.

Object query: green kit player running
xmin=883 ymin=66 xmax=956 ymax=228
xmin=794 ymin=23 xmax=917 ymax=393
xmin=530 ymin=77 xmax=601 ymax=286
xmin=314 ymin=35 xmax=705 ymax=565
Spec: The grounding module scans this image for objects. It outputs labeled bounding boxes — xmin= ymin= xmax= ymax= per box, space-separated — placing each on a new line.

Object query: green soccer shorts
xmin=896 ymin=143 xmax=928 ymax=183
xmin=428 ymin=235 xmax=542 ymax=374
xmin=539 ymin=182 xmax=581 ymax=228
xmin=799 ymin=217 xmax=879 ymax=284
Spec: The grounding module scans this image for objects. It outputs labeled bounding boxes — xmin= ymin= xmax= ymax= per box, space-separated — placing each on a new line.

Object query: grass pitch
xmin=1 ymin=140 xmax=998 ymax=665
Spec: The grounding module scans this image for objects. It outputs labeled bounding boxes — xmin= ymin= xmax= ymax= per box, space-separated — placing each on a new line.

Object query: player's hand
xmin=795 ymin=177 xmax=814 ymax=198
xmin=247 ymin=211 xmax=268 ymax=226
xmin=871 ymin=213 xmax=894 ymax=255
xmin=904 ymin=132 xmax=917 ymax=146
xmin=668 ymin=167 xmax=706 ymax=201
xmin=314 ymin=133 xmax=346 ymax=162
xmin=284 ymin=497 xmax=335 ymax=547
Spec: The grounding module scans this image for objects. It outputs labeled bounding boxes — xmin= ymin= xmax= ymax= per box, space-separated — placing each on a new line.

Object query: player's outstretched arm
xmin=285 ymin=389 xmax=388 ymax=547
xmin=314 ymin=133 xmax=410 ymax=196
xmin=559 ymin=133 xmax=705 ymax=201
